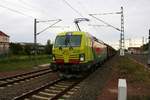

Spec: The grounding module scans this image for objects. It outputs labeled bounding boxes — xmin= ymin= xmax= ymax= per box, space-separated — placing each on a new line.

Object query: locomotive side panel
xmin=92 ymin=39 xmax=107 ymax=64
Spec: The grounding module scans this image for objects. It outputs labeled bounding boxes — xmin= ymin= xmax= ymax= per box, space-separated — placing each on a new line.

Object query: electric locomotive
xmin=51 ymin=31 xmax=115 ymax=78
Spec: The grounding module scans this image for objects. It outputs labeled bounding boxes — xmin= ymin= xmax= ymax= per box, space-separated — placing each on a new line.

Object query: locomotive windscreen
xmin=54 ymin=35 xmax=81 ymax=47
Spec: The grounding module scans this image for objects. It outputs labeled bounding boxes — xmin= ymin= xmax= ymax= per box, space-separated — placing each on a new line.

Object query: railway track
xmin=13 ymin=78 xmax=82 ymax=100
xmin=0 ymin=68 xmax=52 ymax=88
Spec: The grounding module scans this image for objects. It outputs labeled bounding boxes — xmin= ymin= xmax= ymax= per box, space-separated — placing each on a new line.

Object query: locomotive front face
xmin=51 ymin=32 xmax=86 ymax=72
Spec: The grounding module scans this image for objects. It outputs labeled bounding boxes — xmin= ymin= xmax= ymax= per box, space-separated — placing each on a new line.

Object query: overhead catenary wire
xmin=74 ymin=0 xmax=104 ymax=35
xmin=36 ymin=19 xmax=62 ymax=35
xmin=90 ymin=12 xmax=121 ymax=16
xmin=75 ymin=0 xmax=108 ymax=44
xmin=61 ymin=0 xmax=84 ymax=17
xmin=18 ymin=0 xmax=35 ymax=10
xmin=36 ymin=19 xmax=61 ymax=23
xmin=89 ymin=14 xmax=121 ymax=31
xmin=0 ymin=1 xmax=54 ymax=20
xmin=88 ymin=24 xmax=109 ymax=27
xmin=3 ymin=0 xmax=33 ymax=11
xmin=0 ymin=4 xmax=35 ymax=18
xmin=18 ymin=0 xmax=51 ymax=19
xmin=0 ymin=3 xmax=62 ymax=30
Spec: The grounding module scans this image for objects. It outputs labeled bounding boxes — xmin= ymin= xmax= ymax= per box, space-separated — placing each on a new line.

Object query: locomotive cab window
xmin=54 ymin=35 xmax=81 ymax=47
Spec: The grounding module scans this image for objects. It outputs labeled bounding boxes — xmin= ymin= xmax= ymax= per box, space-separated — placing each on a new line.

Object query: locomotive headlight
xmin=79 ymin=54 xmax=85 ymax=61
xmin=52 ymin=55 xmax=55 ymax=61
xmin=80 ymin=57 xmax=84 ymax=61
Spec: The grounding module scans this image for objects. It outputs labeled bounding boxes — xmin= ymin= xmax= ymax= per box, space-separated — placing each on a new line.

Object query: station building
xmin=0 ymin=31 xmax=9 ymax=55
xmin=128 ymin=47 xmax=141 ymax=54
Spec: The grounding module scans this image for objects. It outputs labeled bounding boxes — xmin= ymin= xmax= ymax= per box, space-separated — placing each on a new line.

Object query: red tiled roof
xmin=0 ymin=31 xmax=9 ymax=37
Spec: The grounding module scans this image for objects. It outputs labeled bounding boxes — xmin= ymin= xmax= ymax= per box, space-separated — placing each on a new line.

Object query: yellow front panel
xmin=52 ymin=31 xmax=87 ymax=63
xmin=53 ymin=47 xmax=80 ymax=63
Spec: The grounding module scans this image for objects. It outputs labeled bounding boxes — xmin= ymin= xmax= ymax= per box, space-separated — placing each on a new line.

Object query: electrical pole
xmin=33 ymin=18 xmax=61 ymax=66
xmin=34 ymin=19 xmax=37 ymax=55
xmin=34 ymin=18 xmax=38 ymax=66
xmin=148 ymin=29 xmax=150 ymax=65
xmin=120 ymin=6 xmax=125 ymax=56
xmin=33 ymin=19 xmax=61 ymax=54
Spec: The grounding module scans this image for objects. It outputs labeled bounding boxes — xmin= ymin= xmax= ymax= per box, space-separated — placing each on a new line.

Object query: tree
xmin=24 ymin=44 xmax=32 ymax=55
xmin=141 ymin=43 xmax=148 ymax=51
xmin=9 ymin=43 xmax=23 ymax=55
xmin=45 ymin=40 xmax=53 ymax=54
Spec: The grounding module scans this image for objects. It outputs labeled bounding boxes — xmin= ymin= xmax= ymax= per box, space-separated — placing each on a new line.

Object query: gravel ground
xmin=127 ymin=54 xmax=150 ymax=71
xmin=0 ymin=72 xmax=58 ymax=100
xmin=127 ymin=54 xmax=148 ymax=66
xmin=68 ymin=56 xmax=117 ymax=100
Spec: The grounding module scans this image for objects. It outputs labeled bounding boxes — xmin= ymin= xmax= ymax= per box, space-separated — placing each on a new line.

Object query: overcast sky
xmin=0 ymin=0 xmax=150 ymax=49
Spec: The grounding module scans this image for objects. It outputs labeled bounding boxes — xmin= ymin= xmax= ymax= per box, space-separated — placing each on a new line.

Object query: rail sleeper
xmin=39 ymin=91 xmax=56 ymax=96
xmin=32 ymin=95 xmax=50 ymax=100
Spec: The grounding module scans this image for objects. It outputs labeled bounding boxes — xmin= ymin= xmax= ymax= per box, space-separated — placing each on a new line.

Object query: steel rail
xmin=13 ymin=79 xmax=62 ymax=100
xmin=0 ymin=69 xmax=52 ymax=87
xmin=13 ymin=78 xmax=83 ymax=100
xmin=51 ymin=79 xmax=81 ymax=100
xmin=0 ymin=68 xmax=50 ymax=81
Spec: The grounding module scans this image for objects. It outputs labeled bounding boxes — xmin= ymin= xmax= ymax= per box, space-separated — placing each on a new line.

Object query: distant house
xmin=128 ymin=47 xmax=141 ymax=54
xmin=0 ymin=31 xmax=9 ymax=55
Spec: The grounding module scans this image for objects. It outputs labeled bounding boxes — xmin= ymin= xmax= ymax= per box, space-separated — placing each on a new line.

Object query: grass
xmin=0 ymin=55 xmax=51 ymax=72
xmin=113 ymin=55 xmax=150 ymax=100
xmin=115 ymin=56 xmax=150 ymax=83
xmin=113 ymin=56 xmax=150 ymax=100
